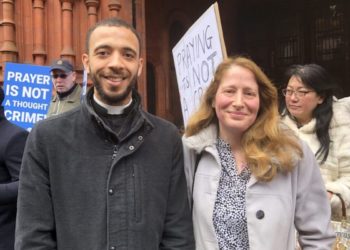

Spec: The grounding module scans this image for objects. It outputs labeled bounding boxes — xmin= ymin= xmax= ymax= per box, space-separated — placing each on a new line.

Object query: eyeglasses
xmin=282 ymin=88 xmax=314 ymax=98
xmin=51 ymin=73 xmax=68 ymax=79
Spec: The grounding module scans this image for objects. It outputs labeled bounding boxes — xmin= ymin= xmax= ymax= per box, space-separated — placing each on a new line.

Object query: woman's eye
xmin=245 ymin=92 xmax=256 ymax=96
xmin=224 ymin=89 xmax=235 ymax=94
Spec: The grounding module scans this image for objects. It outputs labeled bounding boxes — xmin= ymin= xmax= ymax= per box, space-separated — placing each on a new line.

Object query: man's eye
xmin=124 ymin=52 xmax=135 ymax=59
xmin=96 ymin=51 xmax=108 ymax=56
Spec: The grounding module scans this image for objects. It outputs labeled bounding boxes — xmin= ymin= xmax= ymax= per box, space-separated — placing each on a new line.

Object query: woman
xmin=281 ymin=64 xmax=350 ymax=218
xmin=183 ymin=57 xmax=335 ymax=250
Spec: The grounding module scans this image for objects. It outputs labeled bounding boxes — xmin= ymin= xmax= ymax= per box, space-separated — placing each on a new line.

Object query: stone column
xmin=60 ymin=0 xmax=75 ymax=62
xmin=85 ymin=0 xmax=99 ymax=27
xmin=108 ymin=0 xmax=122 ymax=17
xmin=32 ymin=0 xmax=47 ymax=65
xmin=0 ymin=0 xmax=18 ymax=64
xmin=134 ymin=0 xmax=147 ymax=108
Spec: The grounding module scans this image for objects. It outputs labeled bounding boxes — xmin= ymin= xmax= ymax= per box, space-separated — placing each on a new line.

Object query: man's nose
xmin=108 ymin=52 xmax=124 ymax=69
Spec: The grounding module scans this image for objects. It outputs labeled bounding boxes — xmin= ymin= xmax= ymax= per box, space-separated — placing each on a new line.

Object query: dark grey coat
xmin=0 ymin=108 xmax=28 ymax=250
xmin=15 ymin=89 xmax=194 ymax=250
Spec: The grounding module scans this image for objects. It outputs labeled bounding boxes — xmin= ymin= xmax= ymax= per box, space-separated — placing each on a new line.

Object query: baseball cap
xmin=50 ymin=59 xmax=74 ymax=73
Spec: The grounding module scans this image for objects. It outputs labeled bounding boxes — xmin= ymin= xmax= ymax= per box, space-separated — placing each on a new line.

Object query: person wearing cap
xmin=47 ymin=59 xmax=82 ymax=117
xmin=0 ymin=86 xmax=28 ymax=250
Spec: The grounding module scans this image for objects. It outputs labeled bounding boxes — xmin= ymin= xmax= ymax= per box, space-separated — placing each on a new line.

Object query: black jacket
xmin=0 ymin=107 xmax=28 ymax=250
xmin=15 ymin=89 xmax=195 ymax=250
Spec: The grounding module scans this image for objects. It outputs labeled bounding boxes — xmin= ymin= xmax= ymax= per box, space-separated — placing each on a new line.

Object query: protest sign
xmin=172 ymin=2 xmax=227 ymax=126
xmin=3 ymin=62 xmax=52 ymax=131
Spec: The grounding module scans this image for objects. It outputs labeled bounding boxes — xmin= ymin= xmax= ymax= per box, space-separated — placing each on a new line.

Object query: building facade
xmin=145 ymin=0 xmax=350 ymax=128
xmin=0 ymin=0 xmax=147 ymax=104
xmin=1 ymin=0 xmax=349 ymax=129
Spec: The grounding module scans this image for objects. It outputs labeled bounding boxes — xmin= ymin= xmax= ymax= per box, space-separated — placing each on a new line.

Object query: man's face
xmin=51 ymin=70 xmax=76 ymax=94
xmin=82 ymin=26 xmax=143 ymax=106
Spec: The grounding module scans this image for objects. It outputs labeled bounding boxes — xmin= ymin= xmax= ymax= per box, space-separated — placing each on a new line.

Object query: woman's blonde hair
xmin=185 ymin=56 xmax=302 ymax=181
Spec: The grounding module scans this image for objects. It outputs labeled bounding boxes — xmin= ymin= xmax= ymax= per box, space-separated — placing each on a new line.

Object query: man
xmin=47 ymin=59 xmax=82 ymax=117
xmin=0 ymin=87 xmax=28 ymax=250
xmin=15 ymin=18 xmax=194 ymax=250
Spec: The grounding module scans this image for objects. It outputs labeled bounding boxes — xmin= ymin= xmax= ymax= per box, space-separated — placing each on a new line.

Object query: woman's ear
xmin=317 ymin=95 xmax=325 ymax=104
xmin=212 ymin=99 xmax=216 ymax=108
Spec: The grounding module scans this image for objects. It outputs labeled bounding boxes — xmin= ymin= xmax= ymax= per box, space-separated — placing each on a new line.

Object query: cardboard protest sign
xmin=3 ymin=62 xmax=52 ymax=131
xmin=172 ymin=2 xmax=227 ymax=126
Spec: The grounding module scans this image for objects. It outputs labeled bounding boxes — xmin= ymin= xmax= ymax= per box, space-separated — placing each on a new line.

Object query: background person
xmin=183 ymin=56 xmax=335 ymax=250
xmin=15 ymin=18 xmax=194 ymax=250
xmin=280 ymin=64 xmax=350 ymax=218
xmin=0 ymin=86 xmax=28 ymax=250
xmin=47 ymin=59 xmax=82 ymax=117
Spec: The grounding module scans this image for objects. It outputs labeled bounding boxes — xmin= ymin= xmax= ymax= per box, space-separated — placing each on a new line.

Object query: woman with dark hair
xmin=183 ymin=57 xmax=335 ymax=250
xmin=281 ymin=63 xmax=350 ymax=218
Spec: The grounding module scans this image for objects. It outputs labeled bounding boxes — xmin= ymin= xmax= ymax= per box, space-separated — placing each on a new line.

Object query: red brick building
xmin=0 ymin=0 xmax=146 ymax=101
xmin=1 ymin=0 xmax=349 ymax=128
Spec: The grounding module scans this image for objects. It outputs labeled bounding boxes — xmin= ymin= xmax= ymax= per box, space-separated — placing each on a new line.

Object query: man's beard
xmin=91 ymin=71 xmax=137 ymax=106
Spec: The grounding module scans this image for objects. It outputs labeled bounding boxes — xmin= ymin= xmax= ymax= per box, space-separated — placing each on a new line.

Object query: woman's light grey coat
xmin=183 ymin=124 xmax=335 ymax=250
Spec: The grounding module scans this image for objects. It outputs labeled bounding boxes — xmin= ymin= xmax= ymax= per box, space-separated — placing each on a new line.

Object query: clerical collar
xmin=93 ymin=95 xmax=132 ymax=115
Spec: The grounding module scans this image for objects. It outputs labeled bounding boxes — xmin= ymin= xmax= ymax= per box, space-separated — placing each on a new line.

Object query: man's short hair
xmin=85 ymin=18 xmax=141 ymax=54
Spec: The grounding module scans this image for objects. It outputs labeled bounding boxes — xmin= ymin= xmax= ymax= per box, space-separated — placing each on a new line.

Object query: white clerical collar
xmin=93 ymin=95 xmax=133 ymax=115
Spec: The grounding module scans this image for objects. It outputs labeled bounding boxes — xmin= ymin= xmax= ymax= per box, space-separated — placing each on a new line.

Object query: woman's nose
xmin=232 ymin=92 xmax=244 ymax=107
xmin=290 ymin=91 xmax=300 ymax=101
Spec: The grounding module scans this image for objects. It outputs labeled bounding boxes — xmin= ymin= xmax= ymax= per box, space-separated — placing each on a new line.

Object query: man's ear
xmin=137 ymin=58 xmax=144 ymax=77
xmin=71 ymin=71 xmax=77 ymax=82
xmin=82 ymin=53 xmax=90 ymax=74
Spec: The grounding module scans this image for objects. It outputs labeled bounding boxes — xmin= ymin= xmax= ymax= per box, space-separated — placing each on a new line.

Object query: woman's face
xmin=285 ymin=76 xmax=324 ymax=125
xmin=213 ymin=65 xmax=260 ymax=141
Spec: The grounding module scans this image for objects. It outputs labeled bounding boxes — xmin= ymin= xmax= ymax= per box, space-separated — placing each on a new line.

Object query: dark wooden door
xmin=239 ymin=0 xmax=350 ymax=97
